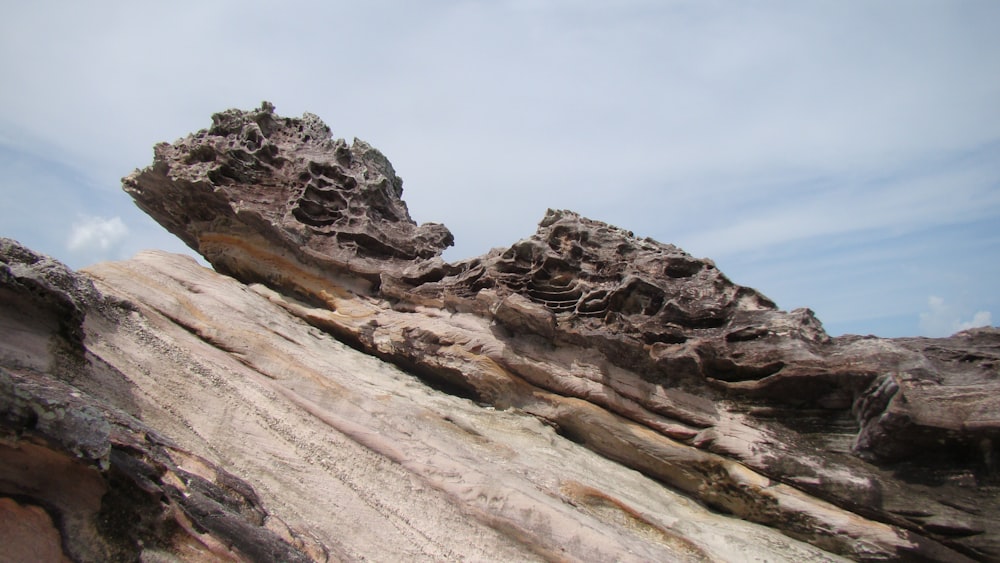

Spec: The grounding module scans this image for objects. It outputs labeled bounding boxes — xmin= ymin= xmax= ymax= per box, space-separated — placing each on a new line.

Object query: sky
xmin=1 ymin=1 xmax=998 ymax=338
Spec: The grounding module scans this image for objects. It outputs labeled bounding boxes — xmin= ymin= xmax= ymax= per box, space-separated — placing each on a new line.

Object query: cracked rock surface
xmin=2 ymin=103 xmax=998 ymax=561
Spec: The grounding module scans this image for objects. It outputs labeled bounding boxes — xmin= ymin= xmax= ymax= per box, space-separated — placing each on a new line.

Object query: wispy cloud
xmin=672 ymin=146 xmax=1000 ymax=260
xmin=67 ymin=215 xmax=128 ymax=255
xmin=919 ymin=296 xmax=993 ymax=337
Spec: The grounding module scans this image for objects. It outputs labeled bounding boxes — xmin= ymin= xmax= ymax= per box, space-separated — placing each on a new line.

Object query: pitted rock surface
xmin=386 ymin=208 xmax=833 ymax=395
xmin=124 ymin=101 xmax=453 ymax=291
xmin=4 ymin=104 xmax=998 ymax=561
xmin=117 ymin=104 xmax=1000 ymax=561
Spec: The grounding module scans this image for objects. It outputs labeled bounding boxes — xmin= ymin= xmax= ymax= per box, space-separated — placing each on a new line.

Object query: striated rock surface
xmin=2 ymin=240 xmax=848 ymax=562
xmin=3 ymin=103 xmax=998 ymax=561
xmin=0 ymin=240 xmax=316 ymax=561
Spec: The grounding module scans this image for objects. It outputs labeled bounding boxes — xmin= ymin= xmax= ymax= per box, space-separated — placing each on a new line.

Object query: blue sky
xmin=1 ymin=1 xmax=998 ymax=337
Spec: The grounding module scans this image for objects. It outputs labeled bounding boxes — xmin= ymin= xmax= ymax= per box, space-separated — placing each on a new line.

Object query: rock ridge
xmin=117 ymin=104 xmax=1000 ymax=561
xmin=2 ymin=103 xmax=997 ymax=561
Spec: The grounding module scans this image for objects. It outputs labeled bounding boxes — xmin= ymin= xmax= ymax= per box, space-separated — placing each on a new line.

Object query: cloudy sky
xmin=2 ymin=1 xmax=997 ymax=337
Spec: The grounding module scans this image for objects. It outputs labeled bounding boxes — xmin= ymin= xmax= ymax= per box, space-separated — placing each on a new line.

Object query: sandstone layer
xmin=0 ymin=240 xmax=315 ymax=561
xmin=2 ymin=103 xmax=998 ymax=561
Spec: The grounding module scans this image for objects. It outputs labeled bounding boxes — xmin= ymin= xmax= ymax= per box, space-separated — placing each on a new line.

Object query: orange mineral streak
xmin=560 ymin=480 xmax=714 ymax=562
xmin=199 ymin=232 xmax=364 ymax=305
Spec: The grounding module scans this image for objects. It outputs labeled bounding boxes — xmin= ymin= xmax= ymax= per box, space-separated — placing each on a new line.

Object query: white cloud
xmin=67 ymin=215 xmax=128 ymax=254
xmin=919 ymin=296 xmax=993 ymax=337
xmin=957 ymin=311 xmax=994 ymax=333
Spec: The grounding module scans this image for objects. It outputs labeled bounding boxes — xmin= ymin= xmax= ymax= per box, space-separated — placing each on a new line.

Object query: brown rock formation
xmin=2 ymin=103 xmax=998 ymax=561
xmin=0 ymin=240 xmax=316 ymax=561
xmin=124 ymin=101 xmax=453 ymax=294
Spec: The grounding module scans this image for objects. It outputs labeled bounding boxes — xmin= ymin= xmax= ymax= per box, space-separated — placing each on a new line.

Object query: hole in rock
xmin=664 ymin=258 xmax=703 ymax=278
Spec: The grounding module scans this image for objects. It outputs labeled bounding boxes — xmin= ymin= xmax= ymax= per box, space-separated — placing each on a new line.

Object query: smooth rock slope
xmin=2 ymin=103 xmax=998 ymax=561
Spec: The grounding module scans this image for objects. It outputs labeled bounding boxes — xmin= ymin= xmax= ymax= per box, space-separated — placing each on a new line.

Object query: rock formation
xmin=2 ymin=103 xmax=998 ymax=561
xmin=0 ymin=240 xmax=315 ymax=561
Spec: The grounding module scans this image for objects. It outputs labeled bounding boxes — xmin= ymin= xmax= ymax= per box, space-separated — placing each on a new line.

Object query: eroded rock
xmin=3 ymin=103 xmax=998 ymax=561
xmin=123 ymin=102 xmax=453 ymax=295
xmin=115 ymin=104 xmax=1000 ymax=561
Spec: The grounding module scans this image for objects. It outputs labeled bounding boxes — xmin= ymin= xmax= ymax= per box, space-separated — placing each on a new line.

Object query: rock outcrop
xmin=0 ymin=240 xmax=315 ymax=561
xmin=3 ymin=103 xmax=998 ymax=561
xmin=124 ymin=101 xmax=453 ymax=295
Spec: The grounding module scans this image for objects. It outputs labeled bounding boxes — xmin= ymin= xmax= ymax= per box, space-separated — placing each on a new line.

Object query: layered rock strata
xmin=1 ymin=103 xmax=997 ymax=561
xmin=2 ymin=240 xmax=852 ymax=562
xmin=0 ymin=240 xmax=315 ymax=561
xmin=121 ymin=103 xmax=999 ymax=560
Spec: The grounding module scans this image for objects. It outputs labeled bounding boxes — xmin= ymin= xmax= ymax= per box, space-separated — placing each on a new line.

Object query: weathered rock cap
xmin=123 ymin=102 xmax=454 ymax=291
